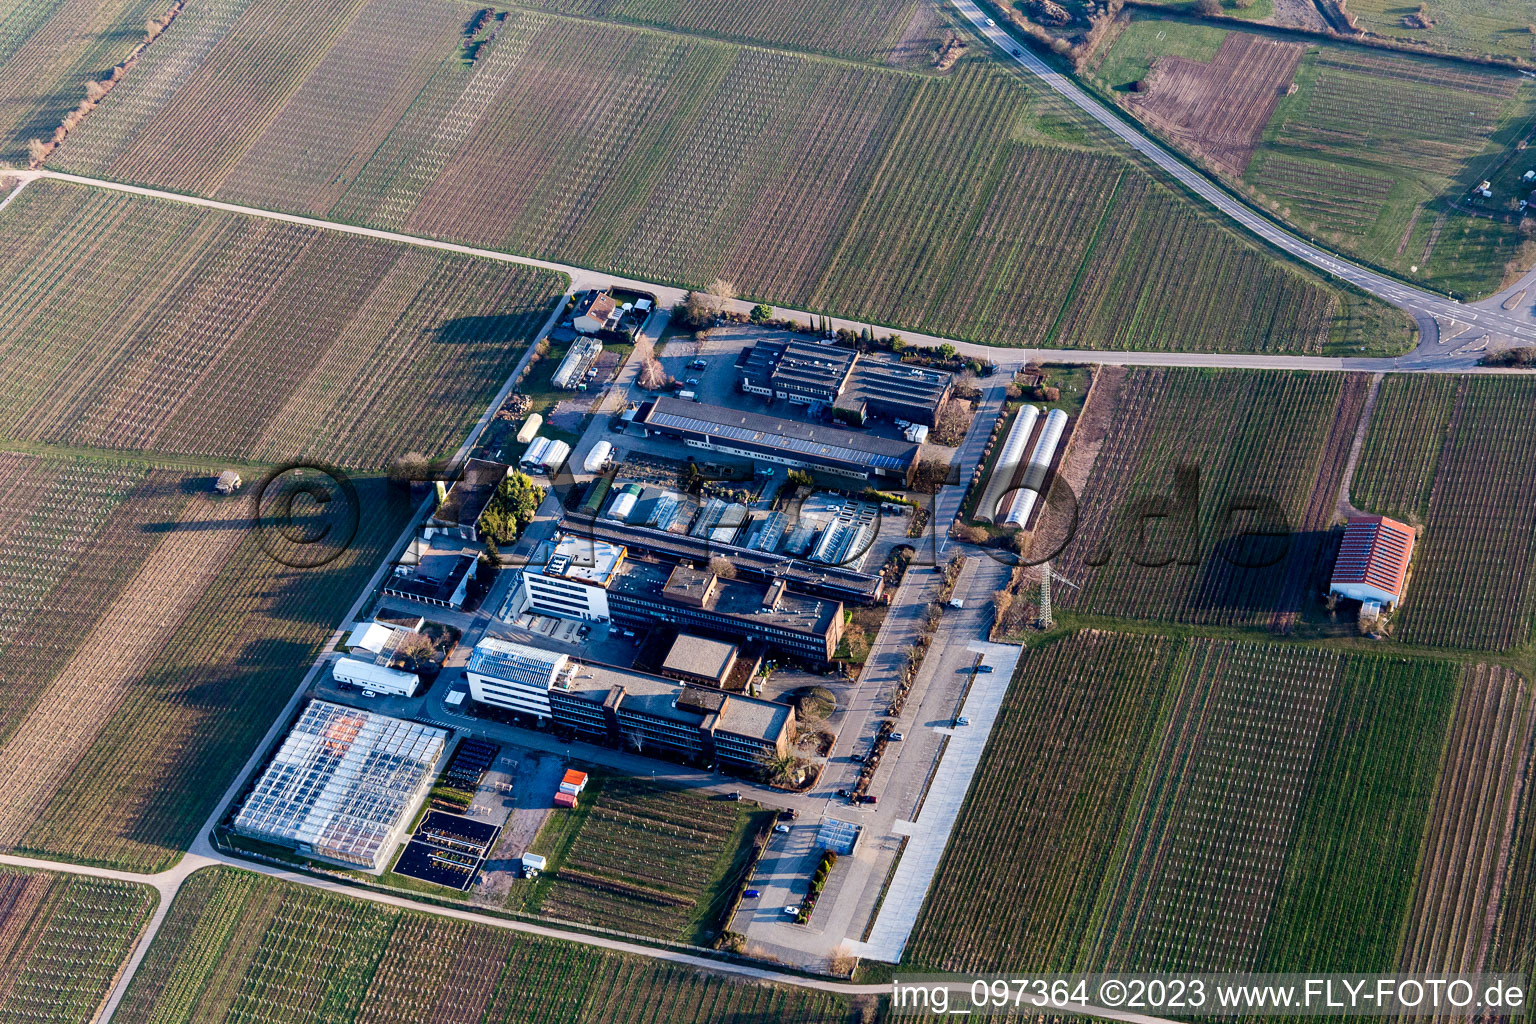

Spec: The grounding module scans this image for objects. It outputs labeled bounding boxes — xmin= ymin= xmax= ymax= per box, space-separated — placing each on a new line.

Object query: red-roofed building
xmin=553 ymin=791 xmax=577 ymax=808
xmin=1331 ymin=515 xmax=1415 ymax=607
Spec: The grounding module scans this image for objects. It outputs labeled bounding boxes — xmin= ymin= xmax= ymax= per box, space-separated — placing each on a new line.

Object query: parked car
xmin=361 ymin=689 xmax=378 ymax=699
xmin=976 ymin=664 xmax=993 ymax=674
xmin=890 ymin=732 xmax=904 ymax=742
xmin=858 ymin=794 xmax=878 ymax=805
xmin=773 ymin=824 xmax=791 ymax=834
xmin=849 ymin=752 xmax=865 ymax=763
xmin=777 ymin=808 xmax=799 ymax=820
xmin=725 ymin=791 xmax=742 ymax=801
xmin=949 ymin=598 xmax=965 ymax=609
xmin=743 ymin=889 xmax=760 ymax=899
xmin=685 ymin=377 xmax=700 ymax=386
xmin=835 ymin=788 xmax=850 ymax=799
xmin=956 ymin=716 xmax=971 ymax=727
xmin=783 ymin=905 xmax=800 ymax=916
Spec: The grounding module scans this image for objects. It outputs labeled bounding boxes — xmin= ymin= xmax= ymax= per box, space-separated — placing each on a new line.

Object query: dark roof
xmin=560 ymin=510 xmax=884 ymax=603
xmin=740 ymin=338 xmax=856 ymax=400
xmin=637 ymin=397 xmax=918 ymax=472
xmin=432 ymin=459 xmax=508 ymax=531
xmin=384 ymin=553 xmax=475 ymax=605
xmin=609 ymin=555 xmax=841 ymax=638
xmin=836 ymin=356 xmax=951 ymax=415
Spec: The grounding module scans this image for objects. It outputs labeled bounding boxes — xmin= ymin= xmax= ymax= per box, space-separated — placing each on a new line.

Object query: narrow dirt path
xmin=1334 ymin=371 xmax=1384 ymax=520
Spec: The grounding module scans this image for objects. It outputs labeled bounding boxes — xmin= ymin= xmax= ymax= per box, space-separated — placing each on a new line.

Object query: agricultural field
xmin=511 ymin=0 xmax=932 ymax=61
xmin=1350 ymin=375 xmax=1536 ymax=650
xmin=51 ymin=6 xmax=1399 ymax=354
xmin=0 ymin=178 xmax=561 ymax=467
xmin=1044 ymin=367 xmax=1371 ymax=630
xmin=1092 ymin=17 xmax=1536 ymax=297
xmin=1340 ymin=0 xmax=1536 ymax=65
xmin=0 ymin=0 xmax=169 ymax=165
xmin=0 ymin=866 xmax=157 ymax=1022
xmin=509 ymin=773 xmax=770 ymax=943
xmin=905 ymin=631 xmax=1475 ymax=976
xmin=0 ymin=454 xmax=413 ymax=871
xmin=114 ymin=867 xmax=860 ymax=1024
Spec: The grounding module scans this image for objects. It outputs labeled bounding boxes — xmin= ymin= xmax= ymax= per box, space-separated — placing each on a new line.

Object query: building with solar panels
xmin=633 ymin=397 xmax=919 ymax=485
xmin=737 ymin=338 xmax=952 ymax=426
xmin=1330 ymin=514 xmax=1416 ymax=608
xmin=230 ymin=701 xmax=447 ymax=871
xmin=466 ymin=638 xmax=569 ymax=718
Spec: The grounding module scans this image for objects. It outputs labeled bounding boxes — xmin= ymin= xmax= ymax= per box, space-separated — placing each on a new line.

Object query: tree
xmin=757 ymin=749 xmax=798 ymax=786
xmin=637 ymin=357 xmax=670 ymax=390
xmin=477 ymin=471 xmax=544 ymax=544
xmin=395 ymin=631 xmax=437 ymax=666
xmin=889 ymin=334 xmax=905 ymax=352
xmin=937 ymin=342 xmax=957 ymax=361
xmin=387 ymin=451 xmax=429 ymax=486
xmin=992 ymin=588 xmax=1014 ymax=624
xmin=954 ymin=524 xmax=990 ymax=545
xmin=707 ymin=555 xmax=738 ymax=579
xmin=676 ymin=292 xmax=717 ymax=329
xmin=1195 ymin=0 xmax=1223 ymax=14
xmin=749 ymin=303 xmax=773 ymax=322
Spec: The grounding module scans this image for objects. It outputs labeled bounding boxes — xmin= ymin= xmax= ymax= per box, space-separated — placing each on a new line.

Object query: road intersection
xmin=2 ymin=20 xmax=1534 ymax=1019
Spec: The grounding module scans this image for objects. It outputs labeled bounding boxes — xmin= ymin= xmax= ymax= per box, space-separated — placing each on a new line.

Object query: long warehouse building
xmin=633 ymin=397 xmax=919 ymax=485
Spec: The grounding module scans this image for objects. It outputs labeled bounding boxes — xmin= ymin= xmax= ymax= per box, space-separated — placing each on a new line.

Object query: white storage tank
xmin=1003 ymin=409 xmax=1068 ymax=528
xmin=583 ymin=440 xmax=614 ymax=474
xmin=975 ymin=405 xmax=1040 ymax=524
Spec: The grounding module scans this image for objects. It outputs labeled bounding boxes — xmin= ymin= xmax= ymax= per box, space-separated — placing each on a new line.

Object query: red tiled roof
xmin=554 ymin=791 xmax=577 ymax=808
xmin=561 ymin=769 xmax=588 ymax=787
xmin=1332 ymin=515 xmax=1414 ymax=600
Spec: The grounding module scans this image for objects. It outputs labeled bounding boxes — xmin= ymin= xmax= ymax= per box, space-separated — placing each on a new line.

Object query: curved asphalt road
xmin=946 ymin=0 xmax=1536 ymax=365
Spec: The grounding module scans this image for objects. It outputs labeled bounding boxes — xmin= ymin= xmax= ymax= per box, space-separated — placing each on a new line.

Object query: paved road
xmin=0 ymin=850 xmax=1190 ymax=1024
xmin=11 ymin=169 xmax=1536 ymax=375
xmin=944 ymin=0 xmax=1536 ymax=365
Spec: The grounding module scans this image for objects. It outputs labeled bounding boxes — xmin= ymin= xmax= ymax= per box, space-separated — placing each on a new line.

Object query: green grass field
xmin=50 ymin=4 xmax=1402 ymax=353
xmin=509 ymin=771 xmax=771 ymax=944
xmin=1094 ymin=17 xmax=1536 ymax=298
xmin=0 ymin=866 xmax=157 ymax=1022
xmin=906 ymin=632 xmax=1463 ymax=976
xmin=114 ymin=867 xmax=856 ymax=1024
xmin=1343 ymin=0 xmax=1536 ymax=64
